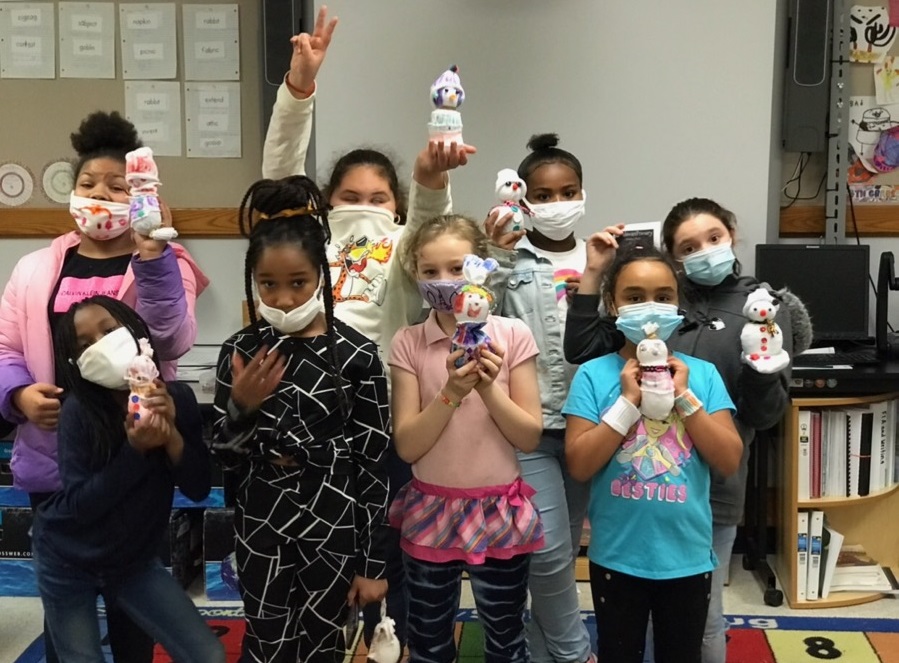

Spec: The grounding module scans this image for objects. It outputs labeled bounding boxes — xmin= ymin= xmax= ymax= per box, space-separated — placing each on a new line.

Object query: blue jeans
xmin=36 ymin=554 xmax=225 ymax=663
xmin=518 ymin=432 xmax=592 ymax=663
xmin=404 ymin=553 xmax=530 ymax=663
xmin=643 ymin=524 xmax=736 ymax=663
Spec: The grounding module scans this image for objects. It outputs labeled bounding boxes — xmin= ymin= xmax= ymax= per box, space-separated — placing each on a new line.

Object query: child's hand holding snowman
xmin=444 ymin=350 xmax=480 ymax=404
xmin=474 ymin=340 xmax=504 ymax=392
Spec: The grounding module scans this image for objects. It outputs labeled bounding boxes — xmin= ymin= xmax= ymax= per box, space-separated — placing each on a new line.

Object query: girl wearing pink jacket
xmin=0 ymin=110 xmax=208 ymax=663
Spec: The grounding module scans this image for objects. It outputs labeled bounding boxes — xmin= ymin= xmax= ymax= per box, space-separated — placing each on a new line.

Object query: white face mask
xmin=257 ymin=283 xmax=325 ymax=334
xmin=527 ymin=191 xmax=587 ymax=241
xmin=76 ymin=327 xmax=140 ymax=390
xmin=328 ymin=205 xmax=398 ymax=227
xmin=69 ymin=192 xmax=132 ymax=241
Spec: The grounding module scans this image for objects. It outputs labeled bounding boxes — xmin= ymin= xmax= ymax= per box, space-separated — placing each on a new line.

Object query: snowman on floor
xmin=740 ymin=287 xmax=790 ymax=373
xmin=489 ymin=168 xmax=532 ymax=234
xmin=637 ymin=322 xmax=675 ymax=421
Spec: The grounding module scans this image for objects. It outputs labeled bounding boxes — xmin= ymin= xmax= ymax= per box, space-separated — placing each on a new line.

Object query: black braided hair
xmin=54 ymin=295 xmax=160 ymax=463
xmin=70 ymin=111 xmax=142 ymax=179
xmin=238 ymin=175 xmax=348 ymax=419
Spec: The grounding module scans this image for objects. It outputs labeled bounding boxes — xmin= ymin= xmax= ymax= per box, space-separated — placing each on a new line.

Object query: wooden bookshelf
xmin=775 ymin=393 xmax=899 ymax=608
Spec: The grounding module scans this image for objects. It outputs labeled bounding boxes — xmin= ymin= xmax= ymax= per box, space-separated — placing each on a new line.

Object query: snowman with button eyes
xmin=489 ymin=168 xmax=532 ymax=234
xmin=740 ymin=287 xmax=790 ymax=373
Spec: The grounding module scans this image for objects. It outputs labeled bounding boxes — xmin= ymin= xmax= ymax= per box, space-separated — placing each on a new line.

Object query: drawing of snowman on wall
xmin=849 ymin=96 xmax=899 ymax=172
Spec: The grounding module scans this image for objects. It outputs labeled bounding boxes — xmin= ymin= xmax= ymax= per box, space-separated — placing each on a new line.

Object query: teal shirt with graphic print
xmin=563 ymin=351 xmax=734 ymax=580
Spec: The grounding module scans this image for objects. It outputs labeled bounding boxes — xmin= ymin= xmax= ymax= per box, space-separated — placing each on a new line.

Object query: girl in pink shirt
xmin=389 ymin=214 xmax=544 ymax=663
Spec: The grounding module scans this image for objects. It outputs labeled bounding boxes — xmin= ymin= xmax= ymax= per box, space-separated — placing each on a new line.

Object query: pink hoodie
xmin=0 ymin=232 xmax=209 ymax=493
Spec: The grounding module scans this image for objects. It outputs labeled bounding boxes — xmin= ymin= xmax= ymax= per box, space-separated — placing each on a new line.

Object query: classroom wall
xmin=1 ymin=0 xmax=789 ymax=345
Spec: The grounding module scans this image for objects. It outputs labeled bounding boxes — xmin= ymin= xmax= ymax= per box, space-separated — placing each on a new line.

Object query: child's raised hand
xmin=413 ymin=141 xmax=478 ymax=189
xmin=620 ymin=358 xmax=642 ymax=406
xmin=444 ymin=349 xmax=480 ymax=402
xmin=132 ymin=198 xmax=173 ymax=259
xmin=230 ymin=347 xmax=287 ymax=414
xmin=287 ymin=5 xmax=338 ymax=98
xmin=484 ymin=208 xmax=525 ymax=251
xmin=667 ymin=356 xmax=690 ymax=395
xmin=564 ymin=276 xmax=581 ymax=304
xmin=474 ymin=341 xmax=505 ymax=392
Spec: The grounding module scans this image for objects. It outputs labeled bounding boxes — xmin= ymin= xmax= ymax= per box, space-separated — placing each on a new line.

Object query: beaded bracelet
xmin=439 ymin=391 xmax=462 ymax=409
xmin=674 ymin=389 xmax=704 ymax=418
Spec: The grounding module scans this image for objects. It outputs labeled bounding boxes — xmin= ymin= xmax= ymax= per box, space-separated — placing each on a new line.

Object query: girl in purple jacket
xmin=0 ymin=111 xmax=208 ymax=662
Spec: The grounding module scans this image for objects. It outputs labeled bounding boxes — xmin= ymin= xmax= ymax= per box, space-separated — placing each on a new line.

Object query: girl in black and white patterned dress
xmin=212 ymin=175 xmax=390 ymax=662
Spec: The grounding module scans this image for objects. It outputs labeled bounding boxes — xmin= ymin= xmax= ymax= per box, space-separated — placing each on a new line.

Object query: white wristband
xmin=601 ymin=396 xmax=642 ymax=436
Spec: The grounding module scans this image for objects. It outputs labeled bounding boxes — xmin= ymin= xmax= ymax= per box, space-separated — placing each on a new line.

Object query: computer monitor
xmin=754 ymin=244 xmax=871 ymax=344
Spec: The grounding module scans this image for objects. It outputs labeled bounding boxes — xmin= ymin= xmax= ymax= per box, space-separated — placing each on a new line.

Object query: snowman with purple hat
xmin=428 ymin=65 xmax=465 ymax=146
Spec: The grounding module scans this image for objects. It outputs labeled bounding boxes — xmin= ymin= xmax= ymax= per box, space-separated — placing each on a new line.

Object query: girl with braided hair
xmin=212 ymin=175 xmax=391 ymax=662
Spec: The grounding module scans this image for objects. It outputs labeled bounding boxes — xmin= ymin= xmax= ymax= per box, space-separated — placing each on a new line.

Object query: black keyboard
xmin=792 ymin=349 xmax=881 ymax=367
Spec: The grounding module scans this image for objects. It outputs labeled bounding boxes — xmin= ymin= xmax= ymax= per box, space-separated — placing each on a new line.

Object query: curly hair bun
xmin=70 ymin=111 xmax=142 ymax=157
xmin=526 ymin=133 xmax=560 ymax=152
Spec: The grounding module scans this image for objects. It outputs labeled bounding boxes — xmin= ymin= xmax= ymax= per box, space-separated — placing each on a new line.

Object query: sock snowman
xmin=125 ymin=338 xmax=159 ymax=425
xmin=428 ymin=65 xmax=465 ymax=147
xmin=126 ymin=147 xmax=179 ymax=241
xmin=637 ymin=322 xmax=675 ymax=421
xmin=451 ymin=254 xmax=498 ymax=368
xmin=740 ymin=287 xmax=790 ymax=373
xmin=489 ymin=168 xmax=532 ymax=234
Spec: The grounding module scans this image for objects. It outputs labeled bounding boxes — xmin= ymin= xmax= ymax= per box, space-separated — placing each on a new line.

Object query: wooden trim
xmin=780 ymin=205 xmax=899 ymax=237
xmin=0 ymin=208 xmax=241 ymax=238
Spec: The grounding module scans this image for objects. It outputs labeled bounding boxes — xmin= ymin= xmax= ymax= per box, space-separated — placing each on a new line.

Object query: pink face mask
xmin=69 ymin=192 xmax=131 ymax=241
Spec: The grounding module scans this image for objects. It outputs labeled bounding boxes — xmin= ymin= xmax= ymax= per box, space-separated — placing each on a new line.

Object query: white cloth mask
xmin=257 ymin=284 xmax=325 ymax=334
xmin=76 ymin=327 xmax=140 ymax=390
xmin=69 ymin=193 xmax=132 ymax=241
xmin=328 ymin=205 xmax=397 ymax=227
xmin=527 ymin=191 xmax=587 ymax=241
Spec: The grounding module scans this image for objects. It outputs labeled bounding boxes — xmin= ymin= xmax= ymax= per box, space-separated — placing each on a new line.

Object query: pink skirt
xmin=389 ymin=477 xmax=544 ymax=564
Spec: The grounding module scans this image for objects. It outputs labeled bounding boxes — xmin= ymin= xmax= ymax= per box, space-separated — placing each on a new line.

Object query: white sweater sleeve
xmin=262 ymin=81 xmax=315 ymax=180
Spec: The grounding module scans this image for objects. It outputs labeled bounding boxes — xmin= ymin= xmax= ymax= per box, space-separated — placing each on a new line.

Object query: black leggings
xmin=589 ymin=562 xmax=711 ymax=663
xmin=30 ymin=492 xmax=155 ymax=663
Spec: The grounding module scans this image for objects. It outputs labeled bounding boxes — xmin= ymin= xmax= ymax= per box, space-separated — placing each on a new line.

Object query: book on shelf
xmin=806 ymin=510 xmax=824 ymax=600
xmin=797 ymin=511 xmax=809 ymax=601
xmin=797 ymin=411 xmax=811 ymax=501
xmin=870 ymin=400 xmax=889 ymax=494
xmin=820 ymin=522 xmax=845 ymax=599
xmin=829 ymin=544 xmax=899 ymax=594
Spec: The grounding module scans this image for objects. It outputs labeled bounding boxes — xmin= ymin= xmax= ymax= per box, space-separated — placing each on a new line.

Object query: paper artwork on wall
xmin=58 ymin=2 xmax=115 ymax=79
xmin=849 ymin=96 xmax=899 ymax=172
xmin=0 ymin=163 xmax=35 ymax=207
xmin=120 ymin=3 xmax=177 ymax=80
xmin=182 ymin=4 xmax=239 ymax=81
xmin=125 ymin=81 xmax=183 ymax=156
xmin=185 ymin=82 xmax=241 ymax=158
xmin=0 ymin=3 xmax=56 ymax=79
xmin=874 ymin=56 xmax=899 ymax=104
xmin=851 ymin=5 xmax=898 ymax=63
xmin=42 ymin=161 xmax=74 ymax=204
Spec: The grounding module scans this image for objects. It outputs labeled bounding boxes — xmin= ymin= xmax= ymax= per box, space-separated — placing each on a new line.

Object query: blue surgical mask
xmin=614 ymin=302 xmax=684 ymax=345
xmin=682 ymin=243 xmax=736 ymax=286
xmin=418 ymin=280 xmax=460 ymax=313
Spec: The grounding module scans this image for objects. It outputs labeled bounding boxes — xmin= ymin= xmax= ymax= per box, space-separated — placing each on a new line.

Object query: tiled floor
xmin=2 ymin=555 xmax=897 ymax=662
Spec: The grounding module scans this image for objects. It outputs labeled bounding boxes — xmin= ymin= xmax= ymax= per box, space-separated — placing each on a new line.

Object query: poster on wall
xmin=120 ymin=2 xmax=177 ymax=79
xmin=182 ymin=4 xmax=239 ymax=81
xmin=874 ymin=55 xmax=899 ymax=103
xmin=125 ymin=81 xmax=183 ymax=156
xmin=851 ymin=5 xmax=898 ymax=63
xmin=185 ymin=82 xmax=241 ymax=158
xmin=59 ymin=2 xmax=115 ymax=79
xmin=0 ymin=3 xmax=56 ymax=79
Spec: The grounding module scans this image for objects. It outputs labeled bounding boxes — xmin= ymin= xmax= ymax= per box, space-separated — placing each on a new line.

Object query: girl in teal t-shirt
xmin=563 ymin=245 xmax=742 ymax=663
